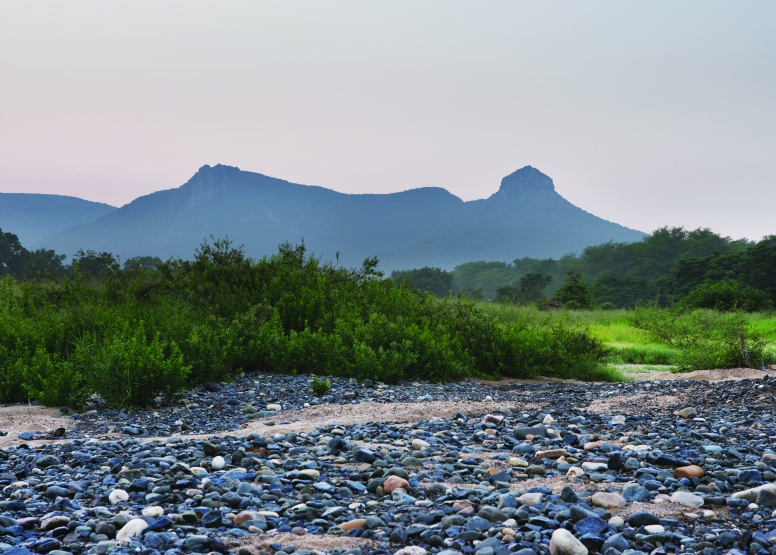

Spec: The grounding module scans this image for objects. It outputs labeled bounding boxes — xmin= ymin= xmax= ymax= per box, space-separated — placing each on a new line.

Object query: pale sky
xmin=1 ymin=2 xmax=774 ymax=240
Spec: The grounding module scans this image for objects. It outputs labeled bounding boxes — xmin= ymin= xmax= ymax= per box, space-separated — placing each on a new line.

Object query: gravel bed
xmin=1 ymin=374 xmax=776 ymax=555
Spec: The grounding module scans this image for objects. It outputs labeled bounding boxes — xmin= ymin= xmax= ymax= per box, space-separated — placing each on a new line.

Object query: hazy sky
xmin=1 ymin=2 xmax=774 ymax=240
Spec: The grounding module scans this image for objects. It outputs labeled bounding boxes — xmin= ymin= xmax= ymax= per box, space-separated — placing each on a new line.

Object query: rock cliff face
xmin=36 ymin=164 xmax=644 ymax=269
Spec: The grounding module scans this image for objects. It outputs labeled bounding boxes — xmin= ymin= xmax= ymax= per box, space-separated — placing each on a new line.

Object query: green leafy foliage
xmin=310 ymin=377 xmax=332 ymax=396
xmin=631 ymin=304 xmax=774 ymax=371
xmin=677 ymin=280 xmax=773 ymax=312
xmin=453 ymin=227 xmax=751 ymax=305
xmin=495 ymin=273 xmax=552 ymax=304
xmin=552 ymin=272 xmax=593 ymax=309
xmin=391 ymin=267 xmax=454 ymax=297
xmin=73 ymin=321 xmax=190 ymax=409
xmin=0 ymin=237 xmax=617 ymax=407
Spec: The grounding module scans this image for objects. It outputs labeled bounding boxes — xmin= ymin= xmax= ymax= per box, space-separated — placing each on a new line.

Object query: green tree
xmin=391 ymin=267 xmax=453 ymax=297
xmin=72 ymin=249 xmax=119 ymax=280
xmin=0 ymin=228 xmax=28 ymax=279
xmin=553 ymin=271 xmax=593 ymax=309
xmin=678 ymin=280 xmax=773 ymax=312
xmin=25 ymin=248 xmax=67 ymax=277
xmin=124 ymin=256 xmax=163 ymax=272
xmin=519 ymin=273 xmax=552 ymax=302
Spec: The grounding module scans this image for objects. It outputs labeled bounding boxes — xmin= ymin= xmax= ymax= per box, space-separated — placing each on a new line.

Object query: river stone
xmin=412 ymin=438 xmax=430 ymax=450
xmin=674 ymin=465 xmax=704 ymax=479
xmin=517 ymin=493 xmax=543 ymax=506
xmin=477 ymin=506 xmax=507 ymax=523
xmin=732 ymin=483 xmax=776 ymax=502
xmin=40 ymin=516 xmax=70 ymax=531
xmin=108 ymin=490 xmax=129 ymax=505
xmin=141 ymin=506 xmax=164 ymax=518
xmin=550 ymin=529 xmax=588 ymax=555
xmin=211 ymin=456 xmax=226 ymax=470
xmin=384 ymin=475 xmax=410 ymax=494
xmin=115 ymin=519 xmax=148 ymax=541
xmin=339 ymin=519 xmax=366 ymax=531
xmin=591 ymin=492 xmax=627 ymax=510
xmin=298 ymin=469 xmax=320 ymax=480
xmin=627 ymin=511 xmax=660 ymax=527
xmin=677 ymin=407 xmax=698 ymax=418
xmin=536 ymin=449 xmax=567 ymax=459
xmin=514 ymin=425 xmax=547 ymax=440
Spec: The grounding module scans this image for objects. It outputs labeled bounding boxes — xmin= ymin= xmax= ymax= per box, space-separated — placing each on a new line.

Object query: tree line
xmin=392 ymin=227 xmax=776 ymax=312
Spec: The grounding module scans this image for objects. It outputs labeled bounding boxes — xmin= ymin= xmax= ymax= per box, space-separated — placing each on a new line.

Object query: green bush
xmin=310 ymin=376 xmax=332 ymax=396
xmin=0 ymin=239 xmax=621 ymax=408
xmin=677 ymin=280 xmax=773 ymax=312
xmin=631 ymin=304 xmax=774 ymax=371
xmin=553 ymin=272 xmax=593 ymax=309
xmin=73 ymin=320 xmax=190 ymax=408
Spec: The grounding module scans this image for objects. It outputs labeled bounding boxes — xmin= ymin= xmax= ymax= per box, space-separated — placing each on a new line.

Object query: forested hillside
xmin=440 ymin=227 xmax=774 ymax=310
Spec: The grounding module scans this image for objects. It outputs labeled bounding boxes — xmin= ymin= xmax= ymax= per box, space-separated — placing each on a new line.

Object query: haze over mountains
xmin=0 ymin=193 xmax=116 ymax=247
xmin=7 ymin=165 xmax=644 ymax=270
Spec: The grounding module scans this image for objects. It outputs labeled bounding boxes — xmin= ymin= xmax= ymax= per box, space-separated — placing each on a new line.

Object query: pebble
xmin=108 ymin=489 xmax=129 ymax=504
xmin=591 ymin=491 xmax=627 ymax=509
xmin=674 ymin=464 xmax=704 ymax=478
xmin=0 ymin=372 xmax=773 ymax=555
xmin=115 ymin=518 xmax=148 ymax=541
xmin=550 ymin=528 xmax=588 ymax=555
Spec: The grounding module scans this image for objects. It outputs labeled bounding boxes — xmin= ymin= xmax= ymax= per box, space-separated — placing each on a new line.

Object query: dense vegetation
xmin=0 ymin=235 xmax=615 ymax=409
xmin=486 ymin=305 xmax=775 ymax=373
xmin=451 ymin=227 xmax=776 ymax=311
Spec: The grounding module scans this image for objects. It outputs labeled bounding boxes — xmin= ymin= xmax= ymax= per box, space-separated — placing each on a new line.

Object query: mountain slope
xmin=0 ymin=193 xmax=116 ymax=247
xmin=39 ymin=165 xmax=645 ymax=269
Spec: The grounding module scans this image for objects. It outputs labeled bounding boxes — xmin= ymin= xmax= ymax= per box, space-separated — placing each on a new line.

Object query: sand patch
xmin=584 ymin=393 xmax=679 ymax=415
xmin=6 ymin=400 xmax=535 ymax=448
xmin=0 ymin=405 xmax=71 ymax=448
xmin=619 ymin=500 xmax=728 ymax=521
xmin=630 ymin=367 xmax=776 ymax=382
xmin=237 ymin=531 xmax=380 ymax=553
xmin=232 ymin=400 xmax=538 ymax=437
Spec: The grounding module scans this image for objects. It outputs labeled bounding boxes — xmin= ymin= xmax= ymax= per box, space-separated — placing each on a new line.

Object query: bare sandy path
xmin=2 ymin=366 xmax=771 ymax=449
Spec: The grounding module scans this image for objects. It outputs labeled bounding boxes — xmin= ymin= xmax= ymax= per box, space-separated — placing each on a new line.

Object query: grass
xmin=480 ymin=302 xmax=776 ymax=375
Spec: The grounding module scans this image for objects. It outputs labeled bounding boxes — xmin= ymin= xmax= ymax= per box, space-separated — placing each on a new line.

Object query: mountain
xmin=37 ymin=164 xmax=645 ymax=270
xmin=0 ymin=193 xmax=116 ymax=247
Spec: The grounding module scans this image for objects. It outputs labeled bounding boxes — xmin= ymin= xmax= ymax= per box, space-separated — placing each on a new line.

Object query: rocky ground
xmin=1 ymin=372 xmax=776 ymax=555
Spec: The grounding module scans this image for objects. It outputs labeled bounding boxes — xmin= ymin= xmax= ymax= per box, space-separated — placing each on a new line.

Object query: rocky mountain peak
xmin=498 ymin=166 xmax=556 ymax=195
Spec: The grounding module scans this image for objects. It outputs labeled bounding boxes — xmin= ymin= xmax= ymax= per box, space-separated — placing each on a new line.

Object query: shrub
xmin=391 ymin=267 xmax=454 ymax=297
xmin=74 ymin=320 xmax=191 ymax=408
xmin=310 ymin=376 xmax=331 ymax=396
xmin=553 ymin=272 xmax=593 ymax=309
xmin=631 ymin=304 xmax=774 ymax=371
xmin=0 ymin=239 xmax=621 ymax=407
xmin=678 ymin=280 xmax=773 ymax=312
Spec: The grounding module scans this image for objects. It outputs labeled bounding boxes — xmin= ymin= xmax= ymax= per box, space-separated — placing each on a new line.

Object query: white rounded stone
xmin=670 ymin=491 xmax=704 ymax=508
xmin=108 ymin=489 xmax=129 ymax=505
xmin=549 ymin=528 xmax=588 ymax=555
xmin=644 ymin=524 xmax=665 ymax=534
xmin=211 ymin=456 xmax=226 ymax=470
xmin=116 ymin=518 xmax=148 ymax=541
xmin=142 ymin=506 xmax=164 ymax=518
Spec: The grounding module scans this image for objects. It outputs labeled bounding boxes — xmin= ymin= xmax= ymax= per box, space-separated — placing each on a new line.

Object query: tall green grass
xmin=482 ymin=303 xmax=776 ymax=370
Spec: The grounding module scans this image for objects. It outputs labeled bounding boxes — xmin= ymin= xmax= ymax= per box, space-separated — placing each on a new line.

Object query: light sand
xmin=236 ymin=531 xmax=380 ymax=553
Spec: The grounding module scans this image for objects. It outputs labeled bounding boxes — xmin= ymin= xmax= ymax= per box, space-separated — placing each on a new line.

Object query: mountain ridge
xmin=28 ymin=164 xmax=644 ymax=270
xmin=0 ymin=193 xmax=116 ymax=247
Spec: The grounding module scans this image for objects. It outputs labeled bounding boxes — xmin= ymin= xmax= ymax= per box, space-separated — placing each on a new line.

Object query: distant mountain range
xmin=4 ymin=165 xmax=645 ymax=270
xmin=0 ymin=193 xmax=115 ymax=247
